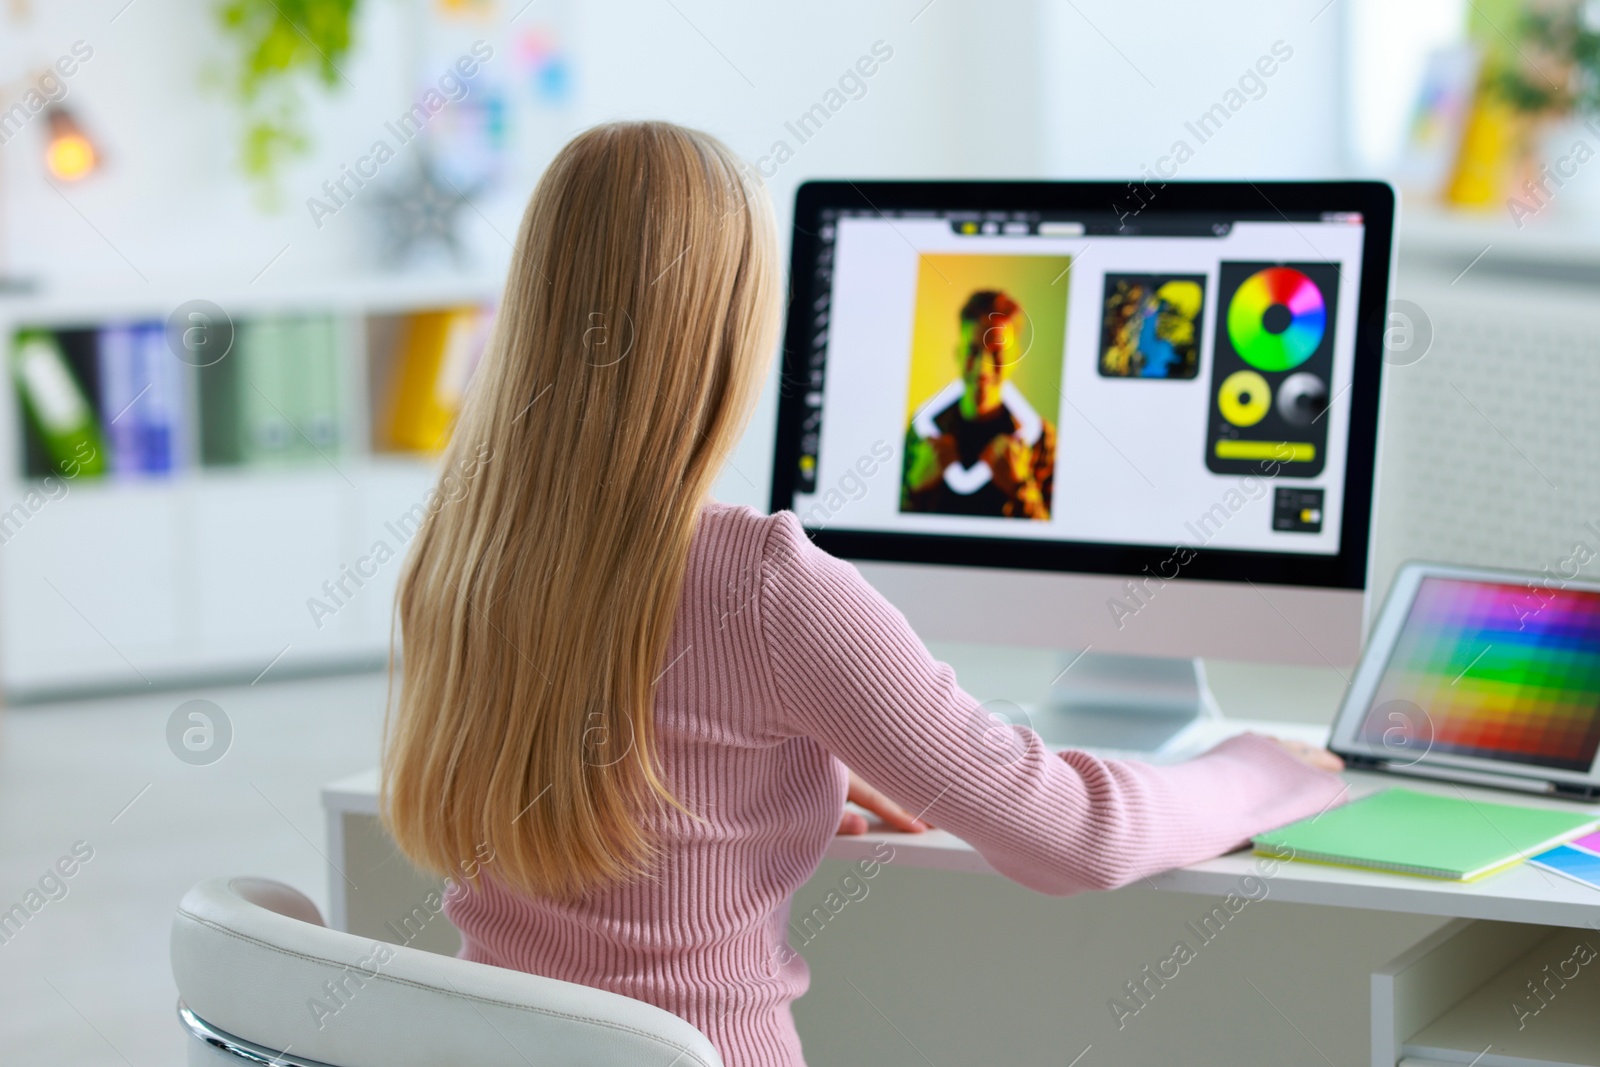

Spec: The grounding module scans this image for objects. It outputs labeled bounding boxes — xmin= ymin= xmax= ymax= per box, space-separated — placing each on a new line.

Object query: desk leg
xmin=326 ymin=805 xmax=347 ymax=933
xmin=333 ymin=811 xmax=461 ymax=957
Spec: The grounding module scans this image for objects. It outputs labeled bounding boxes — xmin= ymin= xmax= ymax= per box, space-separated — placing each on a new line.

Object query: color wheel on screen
xmin=1226 ymin=267 xmax=1326 ymax=372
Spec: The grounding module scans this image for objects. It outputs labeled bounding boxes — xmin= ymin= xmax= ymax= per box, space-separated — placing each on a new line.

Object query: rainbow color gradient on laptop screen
xmin=1356 ymin=577 xmax=1600 ymax=772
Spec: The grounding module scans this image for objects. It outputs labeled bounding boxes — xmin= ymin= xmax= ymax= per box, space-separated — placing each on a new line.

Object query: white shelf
xmin=0 ymin=452 xmax=434 ymax=491
xmin=1408 ymin=930 xmax=1600 ymax=1065
xmin=0 ymin=276 xmax=485 ymax=698
xmin=1375 ymin=919 xmax=1600 ymax=1067
xmin=0 ymin=457 xmax=440 ymax=699
xmin=0 ymin=271 xmax=502 ymax=326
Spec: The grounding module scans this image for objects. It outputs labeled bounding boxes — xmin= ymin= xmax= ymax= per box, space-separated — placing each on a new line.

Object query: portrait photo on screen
xmin=899 ymin=252 xmax=1070 ymax=521
xmin=1098 ymin=273 xmax=1206 ymax=379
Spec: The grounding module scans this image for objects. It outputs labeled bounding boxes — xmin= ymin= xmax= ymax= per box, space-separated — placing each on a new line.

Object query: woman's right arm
xmin=756 ymin=512 xmax=1346 ymax=896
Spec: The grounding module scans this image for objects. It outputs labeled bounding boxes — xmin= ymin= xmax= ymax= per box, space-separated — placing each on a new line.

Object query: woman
xmin=382 ymin=121 xmax=1344 ymax=1067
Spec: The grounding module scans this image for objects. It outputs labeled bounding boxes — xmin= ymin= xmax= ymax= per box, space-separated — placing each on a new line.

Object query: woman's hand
xmin=837 ymin=768 xmax=930 ymax=835
xmin=1255 ymin=734 xmax=1345 ymax=774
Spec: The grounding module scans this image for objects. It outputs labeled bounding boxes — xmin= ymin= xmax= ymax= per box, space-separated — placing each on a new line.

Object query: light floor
xmin=0 ymin=670 xmax=390 ymax=1067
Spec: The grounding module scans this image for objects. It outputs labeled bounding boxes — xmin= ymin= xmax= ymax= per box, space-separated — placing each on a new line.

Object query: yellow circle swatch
xmin=1218 ymin=369 xmax=1271 ymax=427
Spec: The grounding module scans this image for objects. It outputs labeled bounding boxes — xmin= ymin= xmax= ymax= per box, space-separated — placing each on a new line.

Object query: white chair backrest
xmin=171 ymin=877 xmax=721 ymax=1067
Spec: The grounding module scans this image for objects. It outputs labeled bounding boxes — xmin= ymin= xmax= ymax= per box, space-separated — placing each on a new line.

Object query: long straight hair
xmin=382 ymin=122 xmax=781 ymax=900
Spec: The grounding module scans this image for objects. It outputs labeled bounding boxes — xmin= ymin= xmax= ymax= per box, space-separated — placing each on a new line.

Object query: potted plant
xmin=213 ymin=0 xmax=359 ymax=203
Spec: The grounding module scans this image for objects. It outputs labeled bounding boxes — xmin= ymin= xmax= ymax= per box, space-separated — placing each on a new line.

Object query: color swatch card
xmin=1530 ymin=844 xmax=1600 ymax=890
xmin=1570 ymin=829 xmax=1600 ymax=853
xmin=1354 ymin=577 xmax=1600 ymax=772
xmin=1253 ymin=787 xmax=1600 ymax=881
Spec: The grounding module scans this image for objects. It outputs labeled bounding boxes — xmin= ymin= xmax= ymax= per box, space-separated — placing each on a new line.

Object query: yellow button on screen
xmin=1214 ymin=440 xmax=1316 ymax=462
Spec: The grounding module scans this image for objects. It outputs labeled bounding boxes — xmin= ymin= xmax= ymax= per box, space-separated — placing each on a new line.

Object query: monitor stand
xmin=1031 ymin=651 xmax=1221 ymax=753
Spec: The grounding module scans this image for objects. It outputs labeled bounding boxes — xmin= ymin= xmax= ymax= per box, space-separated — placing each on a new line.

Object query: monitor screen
xmin=771 ymin=182 xmax=1395 ymax=589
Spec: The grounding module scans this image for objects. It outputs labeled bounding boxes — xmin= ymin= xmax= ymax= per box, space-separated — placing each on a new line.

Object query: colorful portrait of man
xmin=901 ymin=290 xmax=1056 ymax=519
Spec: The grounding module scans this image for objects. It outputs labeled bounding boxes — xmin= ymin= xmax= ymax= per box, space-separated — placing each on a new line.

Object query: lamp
xmin=43 ymin=106 xmax=97 ymax=182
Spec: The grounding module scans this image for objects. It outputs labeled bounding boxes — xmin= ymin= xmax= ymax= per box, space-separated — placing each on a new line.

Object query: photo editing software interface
xmin=790 ymin=208 xmax=1368 ymax=557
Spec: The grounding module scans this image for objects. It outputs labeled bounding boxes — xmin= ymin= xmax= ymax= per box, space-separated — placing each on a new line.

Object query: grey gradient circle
xmin=1277 ymin=371 xmax=1328 ymax=426
xmin=1384 ymin=299 xmax=1433 ymax=367
xmin=968 ymin=699 xmax=1034 ymax=768
xmin=166 ymin=300 xmax=235 ymax=368
xmin=167 ymin=699 xmax=232 ymax=766
xmin=1375 ymin=698 xmax=1434 ymax=768
xmin=581 ymin=309 xmax=635 ymax=367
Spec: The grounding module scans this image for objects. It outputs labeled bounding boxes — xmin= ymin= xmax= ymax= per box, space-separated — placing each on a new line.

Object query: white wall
xmin=0 ymin=1 xmax=414 ymax=288
xmin=1039 ymin=0 xmax=1348 ymax=179
xmin=1346 ymin=0 xmax=1466 ymax=172
xmin=561 ymin=0 xmax=1046 ymax=505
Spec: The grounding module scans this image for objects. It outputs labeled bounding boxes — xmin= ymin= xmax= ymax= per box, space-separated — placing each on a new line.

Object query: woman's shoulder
xmin=684 ymin=503 xmax=815 ymax=645
xmin=697 ymin=500 xmax=805 ymax=554
xmin=694 ymin=501 xmax=836 ymax=593
xmin=696 ymin=501 xmax=850 ymax=596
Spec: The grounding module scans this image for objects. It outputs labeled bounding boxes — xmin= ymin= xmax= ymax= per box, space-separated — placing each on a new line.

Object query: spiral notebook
xmin=1252 ymin=788 xmax=1600 ymax=882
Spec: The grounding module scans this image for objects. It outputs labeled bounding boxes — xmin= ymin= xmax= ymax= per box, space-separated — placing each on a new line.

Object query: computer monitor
xmin=769 ymin=181 xmax=1396 ymax=742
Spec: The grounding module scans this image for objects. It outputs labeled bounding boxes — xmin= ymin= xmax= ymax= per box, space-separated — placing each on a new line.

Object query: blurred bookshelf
xmin=0 ymin=274 xmax=498 ymax=700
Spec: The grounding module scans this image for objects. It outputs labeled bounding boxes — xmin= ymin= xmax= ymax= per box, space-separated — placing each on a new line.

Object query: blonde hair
xmin=382 ymin=122 xmax=781 ymax=900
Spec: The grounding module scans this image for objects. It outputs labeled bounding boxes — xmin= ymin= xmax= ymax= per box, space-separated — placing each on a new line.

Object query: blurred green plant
xmin=214 ymin=0 xmax=359 ymax=201
xmin=1492 ymin=4 xmax=1600 ymax=115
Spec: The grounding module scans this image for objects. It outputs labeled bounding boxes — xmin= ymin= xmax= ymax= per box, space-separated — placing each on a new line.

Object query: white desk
xmin=323 ymin=718 xmax=1600 ymax=1067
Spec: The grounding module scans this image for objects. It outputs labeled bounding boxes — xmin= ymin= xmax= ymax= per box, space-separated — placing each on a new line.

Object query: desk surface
xmin=325 ymin=719 xmax=1600 ymax=929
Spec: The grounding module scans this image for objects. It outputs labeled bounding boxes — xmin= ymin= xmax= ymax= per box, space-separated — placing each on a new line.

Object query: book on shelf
xmin=197 ymin=321 xmax=243 ymax=467
xmin=199 ymin=313 xmax=344 ymax=469
xmin=97 ymin=322 xmax=184 ymax=477
xmin=386 ymin=307 xmax=491 ymax=453
xmin=134 ymin=322 xmax=184 ymax=474
xmin=241 ymin=316 xmax=298 ymax=466
xmin=97 ymin=324 xmax=140 ymax=475
xmin=295 ymin=315 xmax=342 ymax=457
xmin=11 ymin=329 xmax=107 ymax=480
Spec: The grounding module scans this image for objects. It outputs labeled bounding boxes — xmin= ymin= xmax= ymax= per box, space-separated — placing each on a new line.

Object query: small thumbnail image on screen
xmin=899 ymin=252 xmax=1070 ymax=521
xmin=1098 ymin=273 xmax=1206 ymax=380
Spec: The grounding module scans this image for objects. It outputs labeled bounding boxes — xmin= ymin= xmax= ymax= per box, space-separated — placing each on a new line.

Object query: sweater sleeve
xmin=756 ymin=512 xmax=1347 ymax=897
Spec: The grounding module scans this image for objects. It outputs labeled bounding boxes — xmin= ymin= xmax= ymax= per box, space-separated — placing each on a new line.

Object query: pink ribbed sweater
xmin=445 ymin=502 xmax=1345 ymax=1066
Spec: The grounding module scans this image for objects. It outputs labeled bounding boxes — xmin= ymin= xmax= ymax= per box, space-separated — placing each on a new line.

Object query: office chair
xmin=171 ymin=876 xmax=722 ymax=1067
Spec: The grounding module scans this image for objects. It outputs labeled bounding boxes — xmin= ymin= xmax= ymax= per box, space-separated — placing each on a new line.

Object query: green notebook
xmin=1253 ymin=788 xmax=1599 ymax=882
